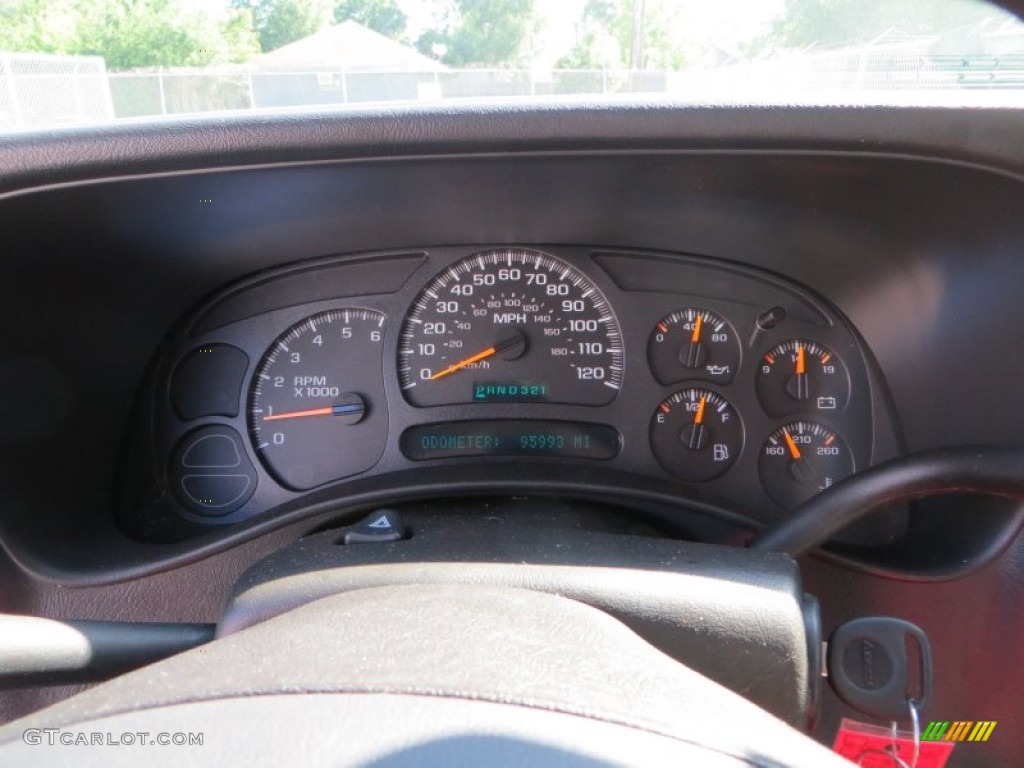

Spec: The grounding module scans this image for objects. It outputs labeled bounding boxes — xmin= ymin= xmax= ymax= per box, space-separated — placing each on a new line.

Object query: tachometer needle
xmin=783 ymin=429 xmax=802 ymax=460
xmin=263 ymin=401 xmax=365 ymax=423
xmin=795 ymin=344 xmax=806 ymax=375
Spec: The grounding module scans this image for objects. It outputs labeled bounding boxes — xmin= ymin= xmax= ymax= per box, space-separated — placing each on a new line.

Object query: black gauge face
xmin=650 ymin=388 xmax=743 ymax=482
xmin=756 ymin=340 xmax=850 ymax=416
xmin=249 ymin=309 xmax=387 ymax=490
xmin=648 ymin=308 xmax=740 ymax=385
xmin=398 ymin=249 xmax=623 ymax=407
xmin=760 ymin=421 xmax=853 ymax=510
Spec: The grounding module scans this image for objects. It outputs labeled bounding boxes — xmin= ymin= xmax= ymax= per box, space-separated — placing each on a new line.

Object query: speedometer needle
xmin=429 ymin=331 xmax=526 ymax=381
xmin=429 ymin=346 xmax=497 ymax=380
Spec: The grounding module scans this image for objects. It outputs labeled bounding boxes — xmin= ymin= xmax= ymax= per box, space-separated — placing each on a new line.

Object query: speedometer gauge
xmin=398 ymin=249 xmax=623 ymax=406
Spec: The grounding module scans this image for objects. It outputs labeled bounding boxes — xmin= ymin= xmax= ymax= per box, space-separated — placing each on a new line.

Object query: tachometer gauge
xmin=249 ymin=309 xmax=387 ymax=490
xmin=648 ymin=308 xmax=740 ymax=384
xmin=398 ymin=249 xmax=623 ymax=406
xmin=650 ymin=388 xmax=743 ymax=482
xmin=756 ymin=340 xmax=850 ymax=415
xmin=760 ymin=421 xmax=853 ymax=509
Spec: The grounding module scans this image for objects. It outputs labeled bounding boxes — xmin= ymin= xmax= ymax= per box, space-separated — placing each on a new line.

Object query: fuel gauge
xmin=759 ymin=421 xmax=853 ymax=509
xmin=650 ymin=388 xmax=743 ymax=482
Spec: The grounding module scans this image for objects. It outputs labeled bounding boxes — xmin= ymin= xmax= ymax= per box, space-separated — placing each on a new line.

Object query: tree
xmin=556 ymin=0 xmax=685 ymax=71
xmin=231 ymin=0 xmax=332 ymax=53
xmin=415 ymin=0 xmax=536 ymax=67
xmin=334 ymin=0 xmax=407 ymax=40
xmin=0 ymin=0 xmax=260 ymax=70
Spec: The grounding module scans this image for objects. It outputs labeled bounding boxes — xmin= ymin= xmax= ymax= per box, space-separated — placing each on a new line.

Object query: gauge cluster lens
xmin=249 ymin=309 xmax=387 ymax=490
xmin=398 ymin=249 xmax=623 ymax=407
xmin=647 ymin=308 xmax=740 ymax=385
xmin=759 ymin=421 xmax=853 ymax=509
xmin=650 ymin=388 xmax=743 ymax=482
xmin=756 ymin=340 xmax=850 ymax=415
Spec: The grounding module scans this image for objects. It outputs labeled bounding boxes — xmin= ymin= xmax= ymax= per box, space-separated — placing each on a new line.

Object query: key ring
xmin=876 ymin=698 xmax=921 ymax=768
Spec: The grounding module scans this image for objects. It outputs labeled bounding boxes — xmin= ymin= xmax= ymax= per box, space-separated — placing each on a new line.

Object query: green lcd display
xmin=401 ymin=420 xmax=620 ymax=461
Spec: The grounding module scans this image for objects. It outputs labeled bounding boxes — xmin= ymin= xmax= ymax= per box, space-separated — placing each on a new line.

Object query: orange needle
xmin=694 ymin=395 xmax=707 ymax=425
xmin=691 ymin=313 xmax=703 ymax=344
xmin=783 ymin=430 xmax=802 ymax=460
xmin=264 ymin=406 xmax=334 ymax=422
xmin=429 ymin=346 xmax=497 ymax=381
xmin=795 ymin=344 xmax=806 ymax=375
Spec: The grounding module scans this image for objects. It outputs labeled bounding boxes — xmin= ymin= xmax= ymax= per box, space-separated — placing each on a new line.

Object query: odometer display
xmin=399 ymin=249 xmax=623 ymax=406
xmin=401 ymin=420 xmax=621 ymax=460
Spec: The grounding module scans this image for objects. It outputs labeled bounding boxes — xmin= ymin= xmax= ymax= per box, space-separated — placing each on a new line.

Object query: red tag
xmin=833 ymin=718 xmax=955 ymax=767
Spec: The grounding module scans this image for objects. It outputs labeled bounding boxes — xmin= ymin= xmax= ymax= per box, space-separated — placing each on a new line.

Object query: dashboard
xmin=2 ymin=101 xmax=1024 ymax=765
xmin=125 ymin=244 xmax=904 ymax=544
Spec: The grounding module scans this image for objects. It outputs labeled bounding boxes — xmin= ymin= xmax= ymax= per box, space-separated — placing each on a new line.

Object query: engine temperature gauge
xmin=650 ymin=388 xmax=743 ymax=482
xmin=648 ymin=308 xmax=740 ymax=385
xmin=760 ymin=421 xmax=853 ymax=509
xmin=756 ymin=340 xmax=850 ymax=415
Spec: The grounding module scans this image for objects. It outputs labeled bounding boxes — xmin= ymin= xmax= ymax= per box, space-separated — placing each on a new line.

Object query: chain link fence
xmin=0 ymin=53 xmax=113 ymax=130
xmin=104 ymin=68 xmax=670 ymax=117
xmin=672 ymin=45 xmax=1024 ymax=95
xmin=3 ymin=48 xmax=1021 ymax=128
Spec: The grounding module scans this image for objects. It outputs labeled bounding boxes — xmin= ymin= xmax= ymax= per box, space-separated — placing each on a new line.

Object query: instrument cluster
xmin=122 ymin=246 xmax=904 ymax=542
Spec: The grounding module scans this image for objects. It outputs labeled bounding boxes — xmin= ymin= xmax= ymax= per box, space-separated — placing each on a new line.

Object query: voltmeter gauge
xmin=647 ymin=308 xmax=740 ymax=385
xmin=759 ymin=421 xmax=853 ymax=509
xmin=650 ymin=388 xmax=743 ymax=482
xmin=249 ymin=309 xmax=387 ymax=490
xmin=756 ymin=340 xmax=850 ymax=416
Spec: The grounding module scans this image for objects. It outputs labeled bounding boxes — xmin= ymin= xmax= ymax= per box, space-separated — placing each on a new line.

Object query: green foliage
xmin=232 ymin=0 xmax=331 ymax=52
xmin=334 ymin=0 xmax=407 ymax=40
xmin=415 ymin=0 xmax=536 ymax=67
xmin=556 ymin=0 xmax=685 ymax=71
xmin=0 ymin=0 xmax=260 ymax=70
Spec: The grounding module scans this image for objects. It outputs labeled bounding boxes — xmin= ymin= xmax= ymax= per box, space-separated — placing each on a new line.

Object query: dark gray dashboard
xmin=3 ymin=103 xmax=1024 ymax=767
xmin=1 ymin=105 xmax=1023 ymax=584
xmin=124 ymin=244 xmax=902 ymax=544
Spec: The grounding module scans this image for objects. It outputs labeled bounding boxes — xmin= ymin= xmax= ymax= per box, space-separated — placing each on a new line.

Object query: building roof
xmin=248 ymin=20 xmax=445 ymax=73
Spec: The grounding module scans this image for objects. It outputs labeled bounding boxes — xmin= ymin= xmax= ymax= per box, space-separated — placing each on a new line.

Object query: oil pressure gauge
xmin=648 ymin=308 xmax=740 ymax=385
xmin=650 ymin=388 xmax=743 ymax=482
xmin=756 ymin=340 xmax=850 ymax=415
xmin=760 ymin=421 xmax=853 ymax=509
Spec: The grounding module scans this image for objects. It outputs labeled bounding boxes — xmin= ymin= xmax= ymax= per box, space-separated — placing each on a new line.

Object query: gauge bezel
xmin=247 ymin=308 xmax=389 ymax=491
xmin=755 ymin=339 xmax=852 ymax=417
xmin=650 ymin=387 xmax=745 ymax=483
xmin=397 ymin=248 xmax=625 ymax=408
xmin=647 ymin=307 xmax=742 ymax=386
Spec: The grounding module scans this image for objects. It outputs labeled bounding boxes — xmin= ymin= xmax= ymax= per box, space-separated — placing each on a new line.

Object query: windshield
xmin=1 ymin=0 xmax=1022 ymax=131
